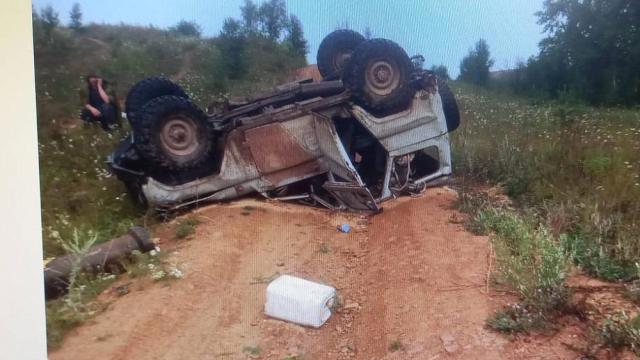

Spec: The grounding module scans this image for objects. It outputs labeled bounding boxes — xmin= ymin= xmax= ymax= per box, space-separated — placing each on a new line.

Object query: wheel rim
xmin=333 ymin=50 xmax=353 ymax=72
xmin=365 ymin=59 xmax=400 ymax=96
xmin=160 ymin=115 xmax=200 ymax=157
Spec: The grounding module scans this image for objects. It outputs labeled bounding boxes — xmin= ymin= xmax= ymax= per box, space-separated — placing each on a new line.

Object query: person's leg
xmin=99 ymin=103 xmax=117 ymax=131
xmin=80 ymin=108 xmax=94 ymax=123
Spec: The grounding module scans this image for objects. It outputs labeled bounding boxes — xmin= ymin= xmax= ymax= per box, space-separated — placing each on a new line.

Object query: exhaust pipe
xmin=44 ymin=226 xmax=155 ymax=300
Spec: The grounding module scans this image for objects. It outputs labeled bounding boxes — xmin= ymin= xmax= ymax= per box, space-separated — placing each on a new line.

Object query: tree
xmin=170 ymin=20 xmax=202 ymax=38
xmin=530 ymin=0 xmax=640 ymax=105
xmin=218 ymin=18 xmax=246 ymax=79
xmin=241 ymin=0 xmax=260 ymax=34
xmin=69 ymin=3 xmax=82 ymax=31
xmin=431 ymin=64 xmax=450 ymax=80
xmin=285 ymin=15 xmax=308 ymax=58
xmin=258 ymin=0 xmax=287 ymax=40
xmin=40 ymin=5 xmax=59 ymax=38
xmin=458 ymin=39 xmax=494 ymax=86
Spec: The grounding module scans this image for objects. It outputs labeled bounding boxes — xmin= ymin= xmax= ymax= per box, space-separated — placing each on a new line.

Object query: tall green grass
xmin=451 ymin=82 xmax=640 ymax=281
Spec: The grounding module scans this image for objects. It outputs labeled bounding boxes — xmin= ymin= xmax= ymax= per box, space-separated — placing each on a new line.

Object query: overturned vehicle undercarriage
xmin=108 ymin=30 xmax=461 ymax=212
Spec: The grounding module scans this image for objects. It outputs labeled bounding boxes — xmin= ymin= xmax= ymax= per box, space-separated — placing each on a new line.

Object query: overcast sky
xmin=32 ymin=0 xmax=547 ymax=77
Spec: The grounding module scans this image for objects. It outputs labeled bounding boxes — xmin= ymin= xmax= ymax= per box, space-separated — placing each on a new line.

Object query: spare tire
xmin=132 ymin=95 xmax=215 ymax=176
xmin=343 ymin=38 xmax=415 ymax=116
xmin=317 ymin=29 xmax=366 ymax=79
xmin=438 ymin=80 xmax=461 ymax=132
xmin=125 ymin=77 xmax=188 ymax=127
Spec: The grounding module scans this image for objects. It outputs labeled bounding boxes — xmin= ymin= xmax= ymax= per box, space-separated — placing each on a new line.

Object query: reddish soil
xmin=48 ymin=189 xmax=634 ymax=359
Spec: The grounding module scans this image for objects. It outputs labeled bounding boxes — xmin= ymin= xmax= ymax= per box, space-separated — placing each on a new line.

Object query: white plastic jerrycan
xmin=265 ymin=275 xmax=336 ymax=328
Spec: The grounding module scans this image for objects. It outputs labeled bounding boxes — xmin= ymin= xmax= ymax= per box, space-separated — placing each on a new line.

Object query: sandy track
xmin=49 ymin=188 xmax=584 ymax=359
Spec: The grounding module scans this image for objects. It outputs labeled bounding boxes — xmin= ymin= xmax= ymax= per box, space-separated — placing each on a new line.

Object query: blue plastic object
xmin=337 ymin=223 xmax=351 ymax=233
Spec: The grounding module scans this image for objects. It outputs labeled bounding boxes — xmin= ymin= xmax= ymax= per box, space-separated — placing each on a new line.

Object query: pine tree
xmin=258 ymin=0 xmax=287 ymax=40
xmin=285 ymin=15 xmax=308 ymax=58
xmin=241 ymin=0 xmax=259 ymax=34
xmin=458 ymin=39 xmax=494 ymax=86
xmin=69 ymin=3 xmax=82 ymax=31
xmin=41 ymin=5 xmax=59 ymax=38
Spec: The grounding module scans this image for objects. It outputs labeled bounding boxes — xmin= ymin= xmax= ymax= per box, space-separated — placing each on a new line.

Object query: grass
xmin=388 ymin=340 xmax=403 ymax=352
xmin=451 ymin=82 xmax=640 ymax=282
xmin=242 ymin=345 xmax=261 ymax=356
xmin=452 ymin=83 xmax=640 ymax=350
xmin=474 ymin=208 xmax=570 ymax=332
xmin=598 ymin=312 xmax=640 ymax=355
xmin=173 ymin=217 xmax=201 ymax=239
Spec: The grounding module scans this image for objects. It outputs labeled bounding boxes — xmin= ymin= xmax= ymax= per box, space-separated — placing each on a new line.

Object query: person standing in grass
xmin=80 ymin=75 xmax=121 ymax=131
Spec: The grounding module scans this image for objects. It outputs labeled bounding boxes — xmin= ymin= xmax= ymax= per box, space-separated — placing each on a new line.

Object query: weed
xmin=46 ymin=228 xmax=117 ymax=347
xmin=174 ymin=217 xmax=201 ymax=239
xmin=242 ymin=345 xmax=261 ymax=356
xmin=624 ymin=276 xmax=640 ymax=305
xmin=282 ymin=356 xmax=304 ymax=360
xmin=319 ymin=243 xmax=330 ymax=253
xmin=598 ymin=312 xmax=640 ymax=355
xmin=125 ymin=248 xmax=184 ymax=281
xmin=486 ymin=303 xmax=550 ymax=333
xmin=389 ymin=340 xmax=403 ymax=352
xmin=250 ymin=272 xmax=280 ymax=285
xmin=478 ymin=209 xmax=570 ymax=332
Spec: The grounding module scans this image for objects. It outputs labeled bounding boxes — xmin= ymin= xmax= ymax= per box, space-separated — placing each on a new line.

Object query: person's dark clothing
xmin=80 ymin=86 xmax=120 ymax=131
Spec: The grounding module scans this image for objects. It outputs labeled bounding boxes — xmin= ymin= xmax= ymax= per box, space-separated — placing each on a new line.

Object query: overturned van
xmin=108 ymin=30 xmax=460 ymax=212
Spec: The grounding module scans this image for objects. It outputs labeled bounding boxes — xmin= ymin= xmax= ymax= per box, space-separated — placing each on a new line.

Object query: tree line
xmin=457 ymin=0 xmax=640 ymax=106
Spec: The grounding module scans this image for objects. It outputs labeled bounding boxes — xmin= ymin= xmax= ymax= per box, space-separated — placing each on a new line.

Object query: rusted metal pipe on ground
xmin=44 ymin=226 xmax=155 ymax=300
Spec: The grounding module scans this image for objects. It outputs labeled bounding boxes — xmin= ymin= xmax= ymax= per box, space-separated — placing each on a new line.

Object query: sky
xmin=32 ymin=0 xmax=547 ymax=77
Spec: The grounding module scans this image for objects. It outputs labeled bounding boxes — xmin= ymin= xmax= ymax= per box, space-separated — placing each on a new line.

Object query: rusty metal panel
xmin=244 ymin=122 xmax=325 ymax=187
xmin=245 ymin=123 xmax=316 ymax=173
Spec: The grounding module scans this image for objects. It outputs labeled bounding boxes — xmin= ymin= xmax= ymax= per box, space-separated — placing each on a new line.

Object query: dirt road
xmin=49 ymin=188 xmax=584 ymax=359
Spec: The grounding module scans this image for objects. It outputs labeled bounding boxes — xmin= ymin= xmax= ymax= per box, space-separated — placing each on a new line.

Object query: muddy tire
xmin=438 ymin=80 xmax=460 ymax=132
xmin=133 ymin=95 xmax=215 ymax=176
xmin=125 ymin=77 xmax=188 ymax=127
xmin=317 ymin=30 xmax=366 ymax=79
xmin=343 ymin=39 xmax=415 ymax=116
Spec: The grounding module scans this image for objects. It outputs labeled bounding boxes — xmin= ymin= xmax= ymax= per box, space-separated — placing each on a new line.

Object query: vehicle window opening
xmin=332 ymin=116 xmax=387 ymax=188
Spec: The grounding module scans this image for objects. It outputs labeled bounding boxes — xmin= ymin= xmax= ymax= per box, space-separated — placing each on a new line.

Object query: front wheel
xmin=133 ymin=95 xmax=216 ymax=177
xmin=343 ymin=39 xmax=415 ymax=117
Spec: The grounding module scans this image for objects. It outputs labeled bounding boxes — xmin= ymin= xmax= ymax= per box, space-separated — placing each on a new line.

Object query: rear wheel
xmin=343 ymin=39 xmax=415 ymax=116
xmin=125 ymin=77 xmax=188 ymax=127
xmin=133 ymin=95 xmax=216 ymax=177
xmin=317 ymin=29 xmax=366 ymax=79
